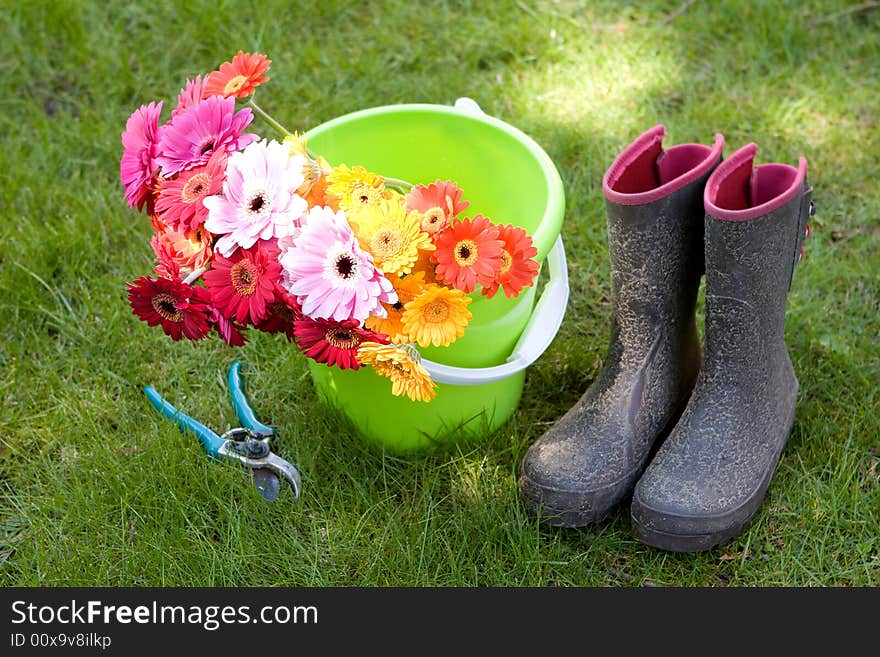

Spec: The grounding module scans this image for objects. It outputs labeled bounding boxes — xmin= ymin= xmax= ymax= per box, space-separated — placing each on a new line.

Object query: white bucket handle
xmin=421 ymin=97 xmax=569 ymax=385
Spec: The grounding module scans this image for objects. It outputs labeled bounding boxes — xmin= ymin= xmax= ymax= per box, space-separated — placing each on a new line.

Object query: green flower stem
xmin=382 ymin=176 xmax=413 ymax=193
xmin=248 ymin=98 xmax=291 ymax=137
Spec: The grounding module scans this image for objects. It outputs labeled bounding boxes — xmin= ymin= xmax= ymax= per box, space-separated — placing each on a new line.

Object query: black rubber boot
xmin=519 ymin=125 xmax=723 ymax=527
xmin=631 ymin=143 xmax=813 ymax=552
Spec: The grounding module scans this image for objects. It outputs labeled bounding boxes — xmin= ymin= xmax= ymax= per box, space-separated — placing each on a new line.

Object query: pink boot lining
xmin=602 ymin=124 xmax=724 ymax=206
xmin=704 ymin=143 xmax=807 ymax=222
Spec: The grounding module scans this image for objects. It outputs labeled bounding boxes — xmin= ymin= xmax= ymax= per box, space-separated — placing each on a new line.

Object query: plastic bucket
xmin=305 ymin=99 xmax=567 ymax=451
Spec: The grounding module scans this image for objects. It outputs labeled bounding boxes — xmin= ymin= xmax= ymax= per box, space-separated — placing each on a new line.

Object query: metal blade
xmin=251 ymin=467 xmax=281 ymax=502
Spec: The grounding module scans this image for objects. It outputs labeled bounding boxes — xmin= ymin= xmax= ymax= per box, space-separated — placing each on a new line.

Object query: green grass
xmin=1 ymin=0 xmax=878 ymax=586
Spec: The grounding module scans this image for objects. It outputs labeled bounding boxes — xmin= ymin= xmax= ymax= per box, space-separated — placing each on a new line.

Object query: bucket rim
xmin=305 ymin=102 xmax=566 ymax=263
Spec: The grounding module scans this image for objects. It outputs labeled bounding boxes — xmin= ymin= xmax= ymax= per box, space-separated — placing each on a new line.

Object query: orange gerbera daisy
xmin=366 ymin=271 xmax=426 ymax=342
xmin=432 ymin=215 xmax=504 ymax=293
xmin=482 ymin=224 xmax=540 ymax=299
xmin=203 ymin=51 xmax=271 ymax=99
xmin=402 ymin=284 xmax=472 ymax=348
xmin=406 ymin=180 xmax=470 ymax=235
xmin=356 ymin=342 xmax=436 ymax=402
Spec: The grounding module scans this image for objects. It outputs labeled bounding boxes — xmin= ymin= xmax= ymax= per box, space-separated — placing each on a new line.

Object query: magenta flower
xmin=280 ymin=206 xmax=397 ymax=322
xmin=203 ymin=139 xmax=307 ymax=256
xmin=172 ymin=75 xmax=206 ymax=118
xmin=155 ymin=94 xmax=257 ymax=177
xmin=120 ymin=101 xmax=163 ymax=212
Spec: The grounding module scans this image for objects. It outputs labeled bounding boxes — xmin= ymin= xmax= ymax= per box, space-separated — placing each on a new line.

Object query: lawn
xmin=0 ymin=0 xmax=877 ymax=586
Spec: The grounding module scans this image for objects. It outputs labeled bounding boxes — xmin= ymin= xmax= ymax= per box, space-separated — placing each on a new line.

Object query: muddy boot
xmin=631 ymin=143 xmax=813 ymax=551
xmin=519 ymin=125 xmax=723 ymax=527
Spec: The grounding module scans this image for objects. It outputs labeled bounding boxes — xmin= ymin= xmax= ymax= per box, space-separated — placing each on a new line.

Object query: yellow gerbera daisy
xmin=349 ymin=197 xmax=434 ymax=276
xmin=402 ymin=284 xmax=472 ymax=347
xmin=365 ymin=271 xmax=426 ymax=342
xmin=326 ymin=164 xmax=385 ymax=211
xmin=357 ymin=342 xmax=437 ymax=402
xmin=283 ymin=132 xmax=309 ymax=157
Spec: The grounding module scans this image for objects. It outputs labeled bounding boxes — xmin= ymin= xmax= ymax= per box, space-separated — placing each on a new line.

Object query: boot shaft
xmin=602 ymin=125 xmax=723 ymax=356
xmin=702 ymin=143 xmax=812 ymax=374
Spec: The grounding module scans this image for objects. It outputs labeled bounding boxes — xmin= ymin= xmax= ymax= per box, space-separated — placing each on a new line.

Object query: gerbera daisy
xmin=127 ymin=274 xmax=212 ymax=341
xmin=406 ymin=180 xmax=470 ymax=235
xmin=255 ymin=283 xmax=302 ymax=340
xmin=349 ymin=197 xmax=434 ymax=276
xmin=432 ymin=214 xmax=504 ymax=293
xmin=356 ymin=342 xmax=437 ymax=402
xmin=402 ymin=284 xmax=472 ymax=348
xmin=154 ymin=149 xmax=226 ymax=231
xmin=155 ymin=94 xmax=257 ymax=177
xmin=203 ymin=241 xmax=281 ymax=325
xmin=482 ymin=224 xmax=540 ymax=299
xmin=151 ymin=222 xmax=213 ymax=277
xmin=203 ymin=139 xmax=307 ymax=256
xmin=280 ymin=206 xmax=396 ymax=322
xmin=411 ymin=248 xmax=440 ymax=285
xmin=365 ymin=271 xmax=426 ymax=343
xmin=203 ymin=51 xmax=271 ymax=99
xmin=172 ymin=75 xmax=205 ymax=117
xmin=326 ymin=164 xmax=385 ymax=211
xmin=294 ymin=317 xmax=388 ymax=370
xmin=120 ymin=101 xmax=163 ymax=212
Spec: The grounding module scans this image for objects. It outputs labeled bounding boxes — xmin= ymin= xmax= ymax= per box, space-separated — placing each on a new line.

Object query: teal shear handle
xmin=143 ymin=361 xmax=301 ymax=501
xmin=227 ymin=361 xmax=274 ymax=438
xmin=144 ymin=385 xmax=226 ymax=456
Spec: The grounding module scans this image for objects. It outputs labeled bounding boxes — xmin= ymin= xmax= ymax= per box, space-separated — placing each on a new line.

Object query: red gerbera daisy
xmin=256 ymin=283 xmax=303 ymax=340
xmin=406 ymin=180 xmax=470 ymax=235
xmin=154 ymin=149 xmax=226 ymax=231
xmin=203 ymin=51 xmax=271 ymax=99
xmin=127 ymin=275 xmax=212 ymax=341
xmin=203 ymin=242 xmax=281 ymax=325
xmin=481 ymin=224 xmax=540 ymax=299
xmin=432 ymin=214 xmax=504 ymax=293
xmin=293 ymin=317 xmax=388 ymax=370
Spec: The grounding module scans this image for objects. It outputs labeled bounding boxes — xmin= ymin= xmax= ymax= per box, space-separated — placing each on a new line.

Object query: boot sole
xmin=631 ymin=409 xmax=795 ymax=552
xmin=519 ymin=460 xmax=645 ymax=528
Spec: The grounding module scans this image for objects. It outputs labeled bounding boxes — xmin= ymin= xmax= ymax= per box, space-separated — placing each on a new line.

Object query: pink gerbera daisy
xmin=172 ymin=75 xmax=206 ymax=117
xmin=155 ymin=94 xmax=257 ymax=177
xmin=293 ymin=317 xmax=388 ymax=370
xmin=203 ymin=241 xmax=281 ymax=325
xmin=203 ymin=139 xmax=308 ymax=256
xmin=120 ymin=101 xmax=163 ymax=212
xmin=127 ymin=274 xmax=212 ymax=341
xmin=280 ymin=206 xmax=397 ymax=322
xmin=154 ymin=149 xmax=226 ymax=231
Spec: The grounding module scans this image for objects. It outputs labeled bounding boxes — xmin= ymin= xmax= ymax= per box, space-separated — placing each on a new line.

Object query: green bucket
xmin=305 ymin=99 xmax=567 ymax=451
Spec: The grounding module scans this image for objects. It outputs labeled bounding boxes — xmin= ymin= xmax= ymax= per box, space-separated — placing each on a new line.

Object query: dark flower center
xmin=334 ymin=253 xmax=358 ymax=280
xmin=249 ymin=194 xmax=266 ymax=213
xmin=230 ymin=260 xmax=260 ymax=297
xmin=200 ymin=140 xmax=215 ymax=155
xmin=152 ymin=293 xmax=183 ymax=322
xmin=392 ymin=301 xmax=404 ymax=311
xmin=325 ymin=328 xmax=360 ymax=350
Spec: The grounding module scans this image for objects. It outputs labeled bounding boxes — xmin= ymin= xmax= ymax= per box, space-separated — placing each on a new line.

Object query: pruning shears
xmin=144 ymin=361 xmax=301 ymax=502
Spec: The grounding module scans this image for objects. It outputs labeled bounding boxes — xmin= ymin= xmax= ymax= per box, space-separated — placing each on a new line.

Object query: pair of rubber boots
xmin=520 ymin=125 xmax=814 ymax=552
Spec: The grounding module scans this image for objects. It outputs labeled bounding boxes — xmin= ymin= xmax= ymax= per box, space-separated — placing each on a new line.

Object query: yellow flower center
xmin=421 ymin=207 xmax=446 ymax=233
xmin=422 ymin=299 xmax=450 ymax=323
xmin=371 ymin=227 xmax=404 ymax=258
xmin=181 ymin=173 xmax=212 ymax=203
xmin=351 ymin=183 xmax=380 ymax=207
xmin=454 ymin=239 xmax=479 ymax=267
xmin=152 ymin=294 xmax=183 ymax=323
xmin=230 ymin=260 xmax=259 ymax=297
xmin=223 ymin=74 xmax=248 ymax=96
xmin=499 ymin=249 xmax=513 ymax=275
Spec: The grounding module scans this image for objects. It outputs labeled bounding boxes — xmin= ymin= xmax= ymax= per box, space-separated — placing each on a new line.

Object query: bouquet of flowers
xmin=122 ymin=52 xmax=540 ymax=402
